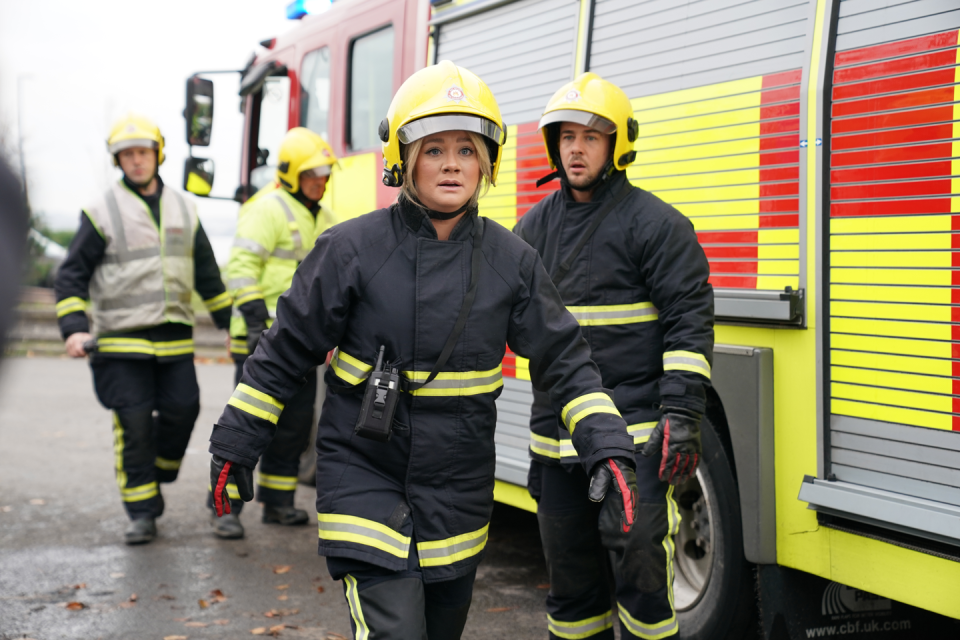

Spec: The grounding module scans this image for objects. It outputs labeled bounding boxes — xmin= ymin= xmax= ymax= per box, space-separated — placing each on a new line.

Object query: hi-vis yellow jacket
xmin=227 ymin=185 xmax=340 ymax=354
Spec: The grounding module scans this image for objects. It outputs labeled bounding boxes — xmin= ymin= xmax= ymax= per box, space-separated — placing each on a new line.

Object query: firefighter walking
xmin=55 ymin=114 xmax=232 ymax=545
xmin=210 ymin=127 xmax=339 ymax=539
xmin=514 ymin=74 xmax=714 ymax=639
xmin=207 ymin=62 xmax=639 ymax=639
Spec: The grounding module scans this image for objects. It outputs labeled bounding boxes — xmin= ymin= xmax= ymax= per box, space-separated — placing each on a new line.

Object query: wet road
xmin=0 ymin=357 xmax=550 ymax=640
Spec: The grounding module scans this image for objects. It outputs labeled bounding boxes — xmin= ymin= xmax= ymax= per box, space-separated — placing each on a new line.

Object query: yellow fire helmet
xmin=276 ymin=127 xmax=338 ymax=193
xmin=107 ymin=114 xmax=165 ymax=166
xmin=539 ymin=72 xmax=639 ymax=171
xmin=379 ymin=60 xmax=505 ymax=188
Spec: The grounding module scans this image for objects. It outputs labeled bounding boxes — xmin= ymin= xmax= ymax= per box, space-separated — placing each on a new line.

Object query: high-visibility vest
xmin=84 ymin=180 xmax=198 ymax=334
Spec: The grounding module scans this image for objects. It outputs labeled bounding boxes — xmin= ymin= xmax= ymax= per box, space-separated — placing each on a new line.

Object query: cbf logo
xmin=565 ymin=89 xmax=580 ymax=102
xmin=822 ymin=582 xmax=892 ymax=616
xmin=447 ymin=86 xmax=465 ymax=102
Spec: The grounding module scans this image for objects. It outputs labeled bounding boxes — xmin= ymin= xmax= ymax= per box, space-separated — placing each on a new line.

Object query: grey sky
xmin=0 ymin=0 xmax=300 ymax=262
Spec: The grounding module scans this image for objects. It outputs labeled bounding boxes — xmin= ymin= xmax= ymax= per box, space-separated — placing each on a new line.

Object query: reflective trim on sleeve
xmin=530 ymin=433 xmax=578 ymax=460
xmin=258 ymin=473 xmax=297 ymax=492
xmin=154 ymin=456 xmax=182 ymax=471
xmin=629 ymin=422 xmax=658 ymax=445
xmin=204 ymin=291 xmax=232 ymax=312
xmin=318 ymin=513 xmax=411 ymax=559
xmin=56 ymin=296 xmax=88 ymax=318
xmin=228 ymin=277 xmax=258 ymax=290
xmin=230 ymin=340 xmax=249 ymax=356
xmin=344 ymin=575 xmax=371 ymax=640
xmin=617 ymin=604 xmax=677 ymax=640
xmin=548 ymin=611 xmax=615 ymax=639
xmin=662 ymin=350 xmax=711 ymax=380
xmin=233 ymin=237 xmax=269 ymax=260
xmin=121 ymin=481 xmax=159 ymax=502
xmin=227 ymin=383 xmax=285 ymax=424
xmin=330 ymin=350 xmax=373 ymax=386
xmin=566 ymin=301 xmax=658 ymax=326
xmin=403 ymin=366 xmax=503 ymax=396
xmin=417 ymin=524 xmax=489 ymax=567
xmin=560 ymin=393 xmax=621 ymax=433
xmin=271 ymin=247 xmax=298 ymax=261
xmin=234 ymin=284 xmax=264 ymax=307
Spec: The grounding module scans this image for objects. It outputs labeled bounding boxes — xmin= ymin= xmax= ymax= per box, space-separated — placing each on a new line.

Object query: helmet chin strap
xmin=568 ymin=158 xmax=615 ymax=193
xmin=426 ymin=201 xmax=471 ymax=220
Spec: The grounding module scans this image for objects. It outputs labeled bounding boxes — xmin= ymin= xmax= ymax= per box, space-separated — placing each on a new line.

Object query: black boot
xmin=124 ymin=518 xmax=157 ymax=545
xmin=211 ymin=511 xmax=245 ymax=539
xmin=262 ymin=504 xmax=309 ymax=525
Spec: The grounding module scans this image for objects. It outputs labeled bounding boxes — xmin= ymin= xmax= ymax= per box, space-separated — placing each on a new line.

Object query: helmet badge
xmin=447 ymin=86 xmax=465 ymax=103
xmin=565 ymin=89 xmax=580 ymax=102
xmin=125 ymin=124 xmax=137 ymax=132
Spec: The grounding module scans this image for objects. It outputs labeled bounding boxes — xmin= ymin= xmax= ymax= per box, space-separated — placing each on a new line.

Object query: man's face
xmin=557 ymin=121 xmax=611 ymax=190
xmin=117 ymin=147 xmax=157 ymax=185
xmin=300 ymin=173 xmax=329 ymax=202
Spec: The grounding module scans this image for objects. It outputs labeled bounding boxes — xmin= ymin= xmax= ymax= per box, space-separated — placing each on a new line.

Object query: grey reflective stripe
xmin=319 ymin=519 xmax=411 ymax=555
xmin=163 ymin=189 xmax=194 ymax=257
xmin=562 ymin=397 xmax=615 ymax=431
xmin=229 ymin=277 xmax=258 ymax=289
xmin=664 ymin=355 xmax=707 ymax=368
xmin=629 ymin=425 xmax=656 ymax=442
xmin=272 ymin=247 xmax=298 ymax=260
xmin=568 ymin=304 xmax=658 ymax=325
xmin=548 ymin=611 xmax=614 ymax=638
xmin=233 ymin=237 xmax=269 ymax=260
xmin=417 ymin=527 xmax=489 ymax=563
xmin=331 ymin=352 xmax=372 ymax=384
xmin=415 ymin=370 xmax=502 ymax=390
xmin=100 ymin=246 xmax=161 ymax=264
xmin=271 ymin=194 xmax=303 ymax=252
xmin=98 ymin=289 xmax=166 ymax=311
xmin=104 ymin=188 xmax=131 ymax=259
xmin=618 ymin=605 xmax=678 ymax=639
xmin=231 ymin=387 xmax=283 ymax=420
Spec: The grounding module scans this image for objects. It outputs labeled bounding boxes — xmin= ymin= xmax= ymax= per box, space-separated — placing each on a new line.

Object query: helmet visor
xmin=109 ymin=138 xmax=159 ymax=155
xmin=538 ymin=109 xmax=616 ymax=134
xmin=397 ymin=115 xmax=503 ymax=146
xmin=301 ymin=164 xmax=332 ymax=179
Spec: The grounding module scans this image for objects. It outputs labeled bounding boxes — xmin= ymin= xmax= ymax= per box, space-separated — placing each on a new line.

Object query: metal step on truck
xmin=182 ymin=0 xmax=960 ymax=637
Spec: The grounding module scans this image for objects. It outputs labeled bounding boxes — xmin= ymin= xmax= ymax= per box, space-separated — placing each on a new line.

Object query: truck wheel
xmin=675 ymin=416 xmax=757 ymax=639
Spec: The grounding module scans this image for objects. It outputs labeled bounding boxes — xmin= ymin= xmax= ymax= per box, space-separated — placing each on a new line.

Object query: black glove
xmin=589 ymin=457 xmax=638 ymax=535
xmin=210 ymin=454 xmax=255 ymax=517
xmin=246 ymin=321 xmax=266 ymax=356
xmin=641 ymin=408 xmax=702 ymax=485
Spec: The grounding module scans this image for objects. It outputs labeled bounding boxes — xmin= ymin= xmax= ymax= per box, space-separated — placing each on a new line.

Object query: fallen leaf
xmin=275 ymin=584 xmax=289 ymax=590
xmin=269 ymin=624 xmax=287 ymax=632
xmin=273 ymin=565 xmax=292 ymax=574
xmin=316 ymin=586 xmax=325 ymax=593
xmin=277 ymin=594 xmax=288 ymax=601
xmin=251 ymin=628 xmax=267 ymax=635
xmin=118 ymin=601 xmax=137 ymax=609
xmin=110 ymin=572 xmax=125 ymax=578
xmin=264 ymin=609 xmax=279 ymax=618
xmin=185 ymin=622 xmax=208 ymax=628
xmin=198 ymin=573 xmax=212 ymax=580
xmin=485 ymin=606 xmax=514 ymax=613
xmin=210 ymin=588 xmax=225 ymax=598
xmin=1 ymin=505 xmax=12 ymax=512
xmin=163 ymin=636 xmax=188 ymax=640
xmin=213 ymin=619 xmax=230 ymax=625
xmin=29 ymin=498 xmax=46 ymax=505
xmin=198 ymin=599 xmax=209 ymax=609
xmin=72 ymin=583 xmax=87 ymax=589
xmin=536 ymin=583 xmax=550 ymax=589
xmin=65 ymin=601 xmax=85 ymax=611
xmin=173 ymin=617 xmax=191 ymax=622
xmin=129 ymin=593 xmax=138 ymax=602
xmin=156 ymin=594 xmax=176 ymax=601
xmin=325 ymin=633 xmax=348 ymax=640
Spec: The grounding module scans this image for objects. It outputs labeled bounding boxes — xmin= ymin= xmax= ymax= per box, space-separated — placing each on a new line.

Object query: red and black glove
xmin=210 ymin=454 xmax=255 ymax=517
xmin=641 ymin=408 xmax=701 ymax=485
xmin=588 ymin=457 xmax=638 ymax=535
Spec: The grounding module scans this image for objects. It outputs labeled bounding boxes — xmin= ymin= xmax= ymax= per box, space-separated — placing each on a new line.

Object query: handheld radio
xmin=354 ymin=345 xmax=401 ymax=442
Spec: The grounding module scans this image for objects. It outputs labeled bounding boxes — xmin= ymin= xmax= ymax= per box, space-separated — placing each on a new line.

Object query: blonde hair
xmin=400 ymin=131 xmax=493 ymax=210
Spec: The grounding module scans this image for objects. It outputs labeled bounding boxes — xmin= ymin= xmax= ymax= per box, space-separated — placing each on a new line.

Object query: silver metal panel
xmin=715 ymin=297 xmax=794 ymax=321
xmin=494 ymin=376 xmax=534 ymax=485
xmin=835 ymin=0 xmax=960 ymax=51
xmin=832 ymin=431 xmax=960 ymax=471
xmin=831 ymin=448 xmax=960 ymax=488
xmin=712 ymin=345 xmax=777 ymax=564
xmin=832 ymin=464 xmax=960 ymax=508
xmin=831 ymin=415 xmax=960 ymax=452
xmin=436 ymin=0 xmax=579 ymax=124
xmin=798 ymin=478 xmax=960 ymax=546
xmin=589 ymin=0 xmax=811 ymax=98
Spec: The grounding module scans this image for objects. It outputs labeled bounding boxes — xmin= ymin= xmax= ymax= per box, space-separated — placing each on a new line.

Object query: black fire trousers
xmin=91 ymin=356 xmax=200 ymax=521
xmin=207 ymin=355 xmax=316 ymax=513
xmin=531 ymin=452 xmax=679 ymax=640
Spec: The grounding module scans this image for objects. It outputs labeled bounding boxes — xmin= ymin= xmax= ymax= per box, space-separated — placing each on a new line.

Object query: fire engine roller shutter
xmin=435 ymin=0 xmax=579 ymax=491
xmin=813 ymin=1 xmax=960 ymax=546
xmin=589 ymin=0 xmax=813 ymax=323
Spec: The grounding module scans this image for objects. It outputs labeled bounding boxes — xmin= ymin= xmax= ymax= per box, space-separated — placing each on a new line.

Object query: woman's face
xmin=411 ymin=130 xmax=480 ymax=213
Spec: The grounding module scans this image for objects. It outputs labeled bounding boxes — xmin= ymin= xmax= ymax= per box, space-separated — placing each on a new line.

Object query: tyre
xmin=675 ymin=416 xmax=757 ymax=639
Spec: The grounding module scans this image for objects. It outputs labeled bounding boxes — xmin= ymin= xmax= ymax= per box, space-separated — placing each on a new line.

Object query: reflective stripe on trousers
xmin=548 ymin=611 xmax=615 ymax=639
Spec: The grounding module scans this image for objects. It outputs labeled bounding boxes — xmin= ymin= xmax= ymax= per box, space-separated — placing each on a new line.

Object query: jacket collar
xmin=397 ymin=194 xmax=478 ymax=241
xmin=560 ymin=169 xmax=628 ymax=206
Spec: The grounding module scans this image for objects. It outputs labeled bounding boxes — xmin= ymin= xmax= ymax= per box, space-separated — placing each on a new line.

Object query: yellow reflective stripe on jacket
xmin=617 ymin=604 xmax=677 ymax=639
xmin=629 ymin=422 xmax=658 ymax=444
xmin=258 ymin=473 xmax=297 ymax=491
xmin=56 ymin=296 xmax=88 ymax=317
xmin=155 ymin=456 xmax=181 ymax=471
xmin=121 ymin=481 xmax=159 ymax=502
xmin=204 ymin=291 xmax=232 ymax=312
xmin=417 ymin=524 xmax=489 ymax=567
xmin=548 ymin=611 xmax=615 ymax=639
xmin=208 ymin=482 xmax=241 ymax=500
xmin=404 ymin=366 xmax=503 ymax=397
xmin=344 ymin=576 xmax=371 ymax=640
xmin=97 ymin=338 xmax=194 ymax=357
xmin=227 ymin=383 xmax=285 ymax=424
xmin=330 ymin=350 xmax=373 ymax=385
xmin=530 ymin=432 xmax=578 ymax=459
xmin=560 ymin=393 xmax=621 ymax=433
xmin=234 ymin=284 xmax=264 ymax=307
xmin=662 ymin=350 xmax=711 ymax=380
xmin=230 ymin=340 xmax=249 ymax=356
xmin=318 ymin=513 xmax=411 ymax=559
xmin=566 ymin=301 xmax=658 ymax=326
xmin=153 ymin=339 xmax=194 ymax=357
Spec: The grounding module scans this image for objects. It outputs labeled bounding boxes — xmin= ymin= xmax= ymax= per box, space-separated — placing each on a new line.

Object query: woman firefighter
xmin=208 ymin=61 xmax=638 ymax=639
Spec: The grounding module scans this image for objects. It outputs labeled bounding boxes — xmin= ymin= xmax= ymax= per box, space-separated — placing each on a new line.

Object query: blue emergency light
xmin=286 ymin=0 xmax=332 ymax=19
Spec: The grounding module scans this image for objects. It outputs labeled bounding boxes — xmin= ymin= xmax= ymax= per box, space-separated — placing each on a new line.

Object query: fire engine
xmin=183 ymin=0 xmax=960 ymax=636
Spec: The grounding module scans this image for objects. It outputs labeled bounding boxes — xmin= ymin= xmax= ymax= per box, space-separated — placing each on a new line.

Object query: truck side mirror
xmin=185 ymin=75 xmax=214 ymax=146
xmin=184 ymin=157 xmax=215 ymax=196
